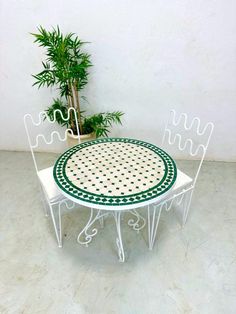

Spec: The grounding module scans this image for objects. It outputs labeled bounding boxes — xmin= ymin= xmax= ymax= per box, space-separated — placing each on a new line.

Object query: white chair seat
xmin=173 ymin=169 xmax=193 ymax=192
xmin=38 ymin=166 xmax=64 ymax=202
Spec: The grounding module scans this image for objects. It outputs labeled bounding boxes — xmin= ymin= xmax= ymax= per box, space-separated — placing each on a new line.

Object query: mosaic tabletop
xmin=53 ymin=138 xmax=177 ymax=208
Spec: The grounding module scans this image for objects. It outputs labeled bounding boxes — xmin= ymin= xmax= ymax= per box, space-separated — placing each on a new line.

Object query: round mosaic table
xmin=53 ymin=137 xmax=177 ymax=261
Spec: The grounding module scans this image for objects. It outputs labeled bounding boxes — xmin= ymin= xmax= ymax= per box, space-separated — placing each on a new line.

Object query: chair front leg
xmin=147 ymin=204 xmax=162 ymax=250
xmin=182 ymin=189 xmax=194 ymax=226
xmin=49 ymin=203 xmax=62 ymax=247
xmin=39 ymin=184 xmax=49 ymax=217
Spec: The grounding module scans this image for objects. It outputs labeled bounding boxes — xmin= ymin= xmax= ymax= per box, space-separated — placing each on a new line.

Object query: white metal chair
xmin=147 ymin=109 xmax=214 ymax=250
xmin=24 ymin=108 xmax=80 ymax=247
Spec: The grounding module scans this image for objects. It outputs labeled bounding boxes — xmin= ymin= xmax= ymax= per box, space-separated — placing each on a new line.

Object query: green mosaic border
xmin=53 ymin=138 xmax=177 ymax=206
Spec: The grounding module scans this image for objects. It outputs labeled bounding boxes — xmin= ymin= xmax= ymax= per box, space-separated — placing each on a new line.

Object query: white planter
xmin=67 ymin=131 xmax=96 ymax=147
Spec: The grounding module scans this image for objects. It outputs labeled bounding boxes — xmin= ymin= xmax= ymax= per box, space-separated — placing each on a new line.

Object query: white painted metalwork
xmin=54 ymin=137 xmax=177 ymax=261
xmin=147 ymin=187 xmax=193 ymax=250
xmin=77 ymin=208 xmax=125 ymax=262
xmin=148 ymin=204 xmax=162 ymax=250
xmin=147 ymin=109 xmax=214 ymax=250
xmin=49 ymin=199 xmax=75 ymax=247
xmin=24 ymin=108 xmax=80 ymax=172
xmin=114 ymin=211 xmax=125 ymax=262
xmin=128 ymin=209 xmax=146 ymax=232
xmin=76 ymin=209 xmax=124 ymax=261
xmin=23 ymin=108 xmax=79 ymax=247
xmin=77 ymin=209 xmax=109 ymax=246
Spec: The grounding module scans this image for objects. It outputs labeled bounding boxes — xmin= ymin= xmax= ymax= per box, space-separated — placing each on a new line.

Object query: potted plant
xmin=31 ymin=26 xmax=123 ymax=145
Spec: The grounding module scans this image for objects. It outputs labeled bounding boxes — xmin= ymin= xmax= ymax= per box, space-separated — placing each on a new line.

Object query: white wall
xmin=0 ymin=0 xmax=236 ymax=161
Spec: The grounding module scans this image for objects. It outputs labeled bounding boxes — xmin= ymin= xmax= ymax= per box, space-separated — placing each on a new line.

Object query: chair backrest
xmin=162 ymin=109 xmax=214 ymax=185
xmin=24 ymin=108 xmax=80 ymax=172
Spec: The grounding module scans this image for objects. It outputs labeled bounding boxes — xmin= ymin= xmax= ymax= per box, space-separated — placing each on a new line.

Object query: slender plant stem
xmin=73 ymin=82 xmax=83 ymax=135
xmin=68 ymin=82 xmax=81 ymax=135
xmin=67 ymin=95 xmax=75 ymax=132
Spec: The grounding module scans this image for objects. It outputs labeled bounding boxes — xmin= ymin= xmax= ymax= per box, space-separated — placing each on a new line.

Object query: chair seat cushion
xmin=173 ymin=169 xmax=193 ymax=191
xmin=38 ymin=166 xmax=64 ymax=202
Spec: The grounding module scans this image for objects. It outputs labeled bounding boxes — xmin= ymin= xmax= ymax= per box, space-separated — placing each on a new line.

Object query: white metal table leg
xmin=77 ymin=208 xmax=102 ymax=246
xmin=114 ymin=211 xmax=125 ymax=262
xmin=148 ymin=204 xmax=162 ymax=250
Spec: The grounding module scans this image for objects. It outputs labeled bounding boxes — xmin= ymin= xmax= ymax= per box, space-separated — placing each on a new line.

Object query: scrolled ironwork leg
xmin=64 ymin=199 xmax=76 ymax=210
xmin=77 ymin=208 xmax=101 ymax=246
xmin=148 ymin=204 xmax=162 ymax=250
xmin=114 ymin=211 xmax=125 ymax=262
xmin=128 ymin=209 xmax=146 ymax=233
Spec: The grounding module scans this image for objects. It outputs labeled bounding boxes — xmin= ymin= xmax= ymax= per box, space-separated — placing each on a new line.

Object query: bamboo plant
xmin=31 ymin=26 xmax=123 ymax=137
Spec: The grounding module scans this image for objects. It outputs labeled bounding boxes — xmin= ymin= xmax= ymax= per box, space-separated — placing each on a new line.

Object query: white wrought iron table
xmin=53 ymin=137 xmax=177 ymax=261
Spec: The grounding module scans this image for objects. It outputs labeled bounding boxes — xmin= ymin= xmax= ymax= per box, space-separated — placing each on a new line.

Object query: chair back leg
xmin=182 ymin=189 xmax=194 ymax=226
xmin=39 ymin=184 xmax=49 ymax=217
xmin=148 ymin=204 xmax=162 ymax=250
xmin=49 ymin=203 xmax=62 ymax=247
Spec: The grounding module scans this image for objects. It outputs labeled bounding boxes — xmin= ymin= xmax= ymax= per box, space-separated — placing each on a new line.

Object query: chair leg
xmin=49 ymin=203 xmax=62 ymax=247
xmin=182 ymin=190 xmax=194 ymax=226
xmin=39 ymin=185 xmax=49 ymax=217
xmin=114 ymin=211 xmax=125 ymax=262
xmin=148 ymin=204 xmax=162 ymax=250
xmin=42 ymin=198 xmax=49 ymax=217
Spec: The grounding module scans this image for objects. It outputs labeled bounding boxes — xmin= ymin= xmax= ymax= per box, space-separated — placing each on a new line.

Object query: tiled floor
xmin=0 ymin=151 xmax=236 ymax=314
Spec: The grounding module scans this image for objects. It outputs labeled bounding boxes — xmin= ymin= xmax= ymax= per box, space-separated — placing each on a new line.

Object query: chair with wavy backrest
xmin=147 ymin=109 xmax=214 ymax=250
xmin=24 ymin=108 xmax=80 ymax=247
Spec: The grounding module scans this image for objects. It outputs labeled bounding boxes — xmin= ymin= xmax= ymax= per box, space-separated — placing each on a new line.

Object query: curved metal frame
xmin=147 ymin=109 xmax=214 ymax=250
xmin=77 ymin=209 xmax=126 ymax=262
xmin=77 ymin=209 xmax=109 ymax=246
xmin=162 ymin=109 xmax=214 ymax=185
xmin=76 ymin=207 xmax=147 ymax=262
xmin=24 ymin=108 xmax=80 ymax=172
xmin=23 ymin=108 xmax=80 ymax=247
xmin=24 ymin=108 xmax=214 ymax=261
xmin=128 ymin=209 xmax=146 ymax=232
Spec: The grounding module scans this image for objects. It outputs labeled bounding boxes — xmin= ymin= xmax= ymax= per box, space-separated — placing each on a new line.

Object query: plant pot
xmin=67 ymin=131 xmax=96 ymax=147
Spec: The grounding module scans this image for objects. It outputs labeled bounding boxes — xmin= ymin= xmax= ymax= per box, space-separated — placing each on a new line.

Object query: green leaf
xmin=82 ymin=111 xmax=124 ymax=138
xmin=31 ymin=25 xmax=92 ymax=93
xmin=31 ymin=25 xmax=124 ymax=136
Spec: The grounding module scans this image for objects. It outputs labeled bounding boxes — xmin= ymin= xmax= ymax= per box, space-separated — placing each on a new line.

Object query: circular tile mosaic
xmin=53 ymin=138 xmax=177 ymax=207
